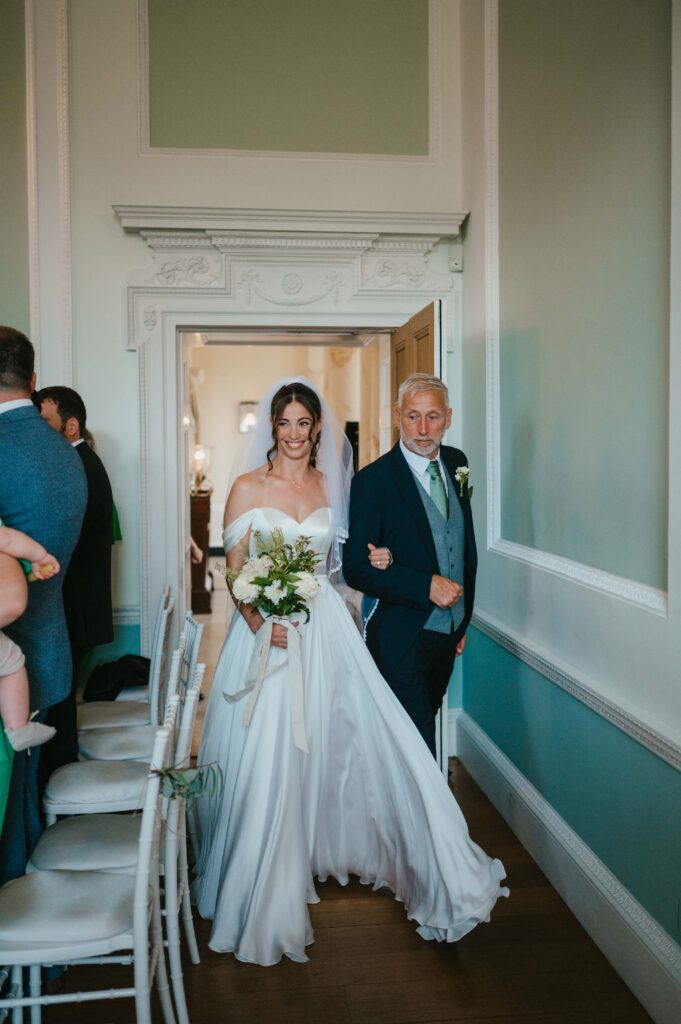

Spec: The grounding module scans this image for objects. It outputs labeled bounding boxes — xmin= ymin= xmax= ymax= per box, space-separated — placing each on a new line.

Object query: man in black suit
xmin=36 ymin=386 xmax=114 ymax=777
xmin=343 ymin=373 xmax=477 ymax=757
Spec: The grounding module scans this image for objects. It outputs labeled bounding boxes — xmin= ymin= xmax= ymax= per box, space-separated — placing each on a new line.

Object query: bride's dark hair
xmin=267 ymin=382 xmax=323 ymax=471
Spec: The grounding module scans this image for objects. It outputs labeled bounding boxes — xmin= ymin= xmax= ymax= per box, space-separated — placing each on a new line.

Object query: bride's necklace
xmin=270 ymin=471 xmax=307 ymax=492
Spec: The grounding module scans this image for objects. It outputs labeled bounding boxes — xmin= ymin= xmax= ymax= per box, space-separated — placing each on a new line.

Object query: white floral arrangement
xmin=221 ymin=527 xmax=321 ymax=622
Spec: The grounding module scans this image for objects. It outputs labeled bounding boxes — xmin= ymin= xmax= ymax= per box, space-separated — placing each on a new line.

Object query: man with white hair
xmin=344 ymin=373 xmax=477 ymax=757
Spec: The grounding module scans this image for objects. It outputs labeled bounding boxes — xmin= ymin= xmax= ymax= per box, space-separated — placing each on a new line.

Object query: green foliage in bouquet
xmin=218 ymin=527 xmax=321 ymax=622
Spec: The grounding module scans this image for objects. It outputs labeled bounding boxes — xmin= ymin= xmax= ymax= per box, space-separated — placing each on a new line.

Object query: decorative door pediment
xmin=115 ymin=206 xmax=466 ymax=349
xmin=114 ymin=205 xmax=465 ymax=647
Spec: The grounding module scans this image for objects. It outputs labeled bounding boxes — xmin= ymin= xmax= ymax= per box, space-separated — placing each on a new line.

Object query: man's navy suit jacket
xmin=343 ymin=442 xmax=477 ymax=669
xmin=0 ymin=404 xmax=87 ymax=709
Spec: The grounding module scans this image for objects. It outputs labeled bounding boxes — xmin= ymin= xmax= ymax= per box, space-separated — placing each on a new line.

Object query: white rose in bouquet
xmin=232 ymin=576 xmax=259 ymax=604
xmin=293 ymin=572 xmax=321 ymax=601
xmin=263 ymin=580 xmax=285 ymax=605
xmin=248 ymin=555 xmax=274 ymax=578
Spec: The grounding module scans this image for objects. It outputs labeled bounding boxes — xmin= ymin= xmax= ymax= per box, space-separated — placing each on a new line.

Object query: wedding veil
xmin=226 ymin=376 xmax=354 ymax=573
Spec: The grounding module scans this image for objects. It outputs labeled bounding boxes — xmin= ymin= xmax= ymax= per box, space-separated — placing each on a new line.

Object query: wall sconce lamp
xmin=238 ymin=401 xmax=258 ymax=434
xmin=192 ymin=443 xmax=211 ymax=492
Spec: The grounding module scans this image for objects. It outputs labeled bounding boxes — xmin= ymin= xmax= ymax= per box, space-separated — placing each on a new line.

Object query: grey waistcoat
xmin=415 ymin=464 xmax=465 ymax=634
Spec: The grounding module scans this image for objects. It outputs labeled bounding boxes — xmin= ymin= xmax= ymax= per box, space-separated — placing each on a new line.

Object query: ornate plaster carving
xmin=151 ymin=255 xmax=221 ymax=287
xmin=238 ymin=268 xmax=344 ymax=307
xmin=362 ymin=258 xmax=427 ymax=290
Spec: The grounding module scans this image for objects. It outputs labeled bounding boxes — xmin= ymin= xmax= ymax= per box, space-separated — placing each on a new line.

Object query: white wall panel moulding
xmin=458 ymin=713 xmax=681 ymax=1024
xmin=26 ymin=0 xmax=72 ymax=385
xmin=482 ymin=0 xmax=671 ymax=614
xmin=490 ymin=539 xmax=667 ymax=616
xmin=137 ymin=0 xmax=442 ymax=164
xmin=472 ymin=609 xmax=681 ymax=772
xmin=114 ymin=206 xmax=468 ymax=237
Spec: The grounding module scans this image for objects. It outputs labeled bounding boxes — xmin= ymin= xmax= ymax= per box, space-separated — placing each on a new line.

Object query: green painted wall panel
xmin=498 ymin=0 xmax=670 ymax=588
xmin=464 ymin=626 xmax=681 ymax=943
xmin=148 ymin=0 xmax=429 ymax=154
xmin=0 ymin=0 xmax=30 ymax=333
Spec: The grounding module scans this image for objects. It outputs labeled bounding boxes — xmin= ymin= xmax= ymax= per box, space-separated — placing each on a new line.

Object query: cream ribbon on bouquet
xmin=223 ymin=616 xmax=308 ymax=753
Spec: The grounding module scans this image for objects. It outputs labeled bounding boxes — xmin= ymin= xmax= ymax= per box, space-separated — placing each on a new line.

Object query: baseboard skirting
xmin=457 ymin=711 xmax=681 ymax=1024
xmin=447 ymin=707 xmax=461 ymax=756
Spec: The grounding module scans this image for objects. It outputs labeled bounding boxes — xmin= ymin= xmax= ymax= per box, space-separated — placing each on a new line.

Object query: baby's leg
xmin=0 ymin=551 xmax=28 ymax=628
xmin=0 ymin=652 xmax=56 ymax=751
xmin=0 ymin=665 xmax=30 ymax=730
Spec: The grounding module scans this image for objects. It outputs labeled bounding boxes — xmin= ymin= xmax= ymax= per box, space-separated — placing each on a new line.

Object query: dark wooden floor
xmin=47 ymin=761 xmax=652 ymax=1024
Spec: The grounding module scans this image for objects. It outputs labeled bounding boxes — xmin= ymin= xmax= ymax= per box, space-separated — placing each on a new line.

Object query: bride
xmin=193 ymin=377 xmax=508 ymax=965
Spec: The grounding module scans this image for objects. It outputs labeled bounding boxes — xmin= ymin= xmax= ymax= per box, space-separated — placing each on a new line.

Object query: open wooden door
xmin=390 ymin=302 xmax=444 ymax=444
xmin=390 ymin=301 xmax=449 ymax=775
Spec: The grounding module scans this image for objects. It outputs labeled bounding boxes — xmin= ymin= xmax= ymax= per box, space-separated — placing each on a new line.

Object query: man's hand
xmin=456 ymin=633 xmax=467 ymax=656
xmin=429 ymin=575 xmax=463 ymax=608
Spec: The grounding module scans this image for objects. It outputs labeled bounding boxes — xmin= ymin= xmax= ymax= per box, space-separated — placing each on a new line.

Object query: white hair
xmin=397 ymin=373 xmax=449 ymax=407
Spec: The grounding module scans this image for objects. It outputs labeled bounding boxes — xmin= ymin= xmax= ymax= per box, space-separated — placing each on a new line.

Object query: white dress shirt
xmin=399 ymin=440 xmax=448 ymax=497
xmin=0 ymin=398 xmax=33 ymax=415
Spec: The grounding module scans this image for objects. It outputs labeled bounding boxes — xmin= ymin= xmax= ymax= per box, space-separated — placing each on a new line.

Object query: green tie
xmin=427 ymin=460 xmax=449 ymax=519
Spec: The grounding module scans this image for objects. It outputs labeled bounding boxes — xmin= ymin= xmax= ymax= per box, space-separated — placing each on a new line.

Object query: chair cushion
xmin=44 ymin=760 xmax=149 ymax=808
xmin=78 ymin=700 xmax=150 ymax=731
xmin=0 ymin=870 xmax=136 ymax=943
xmin=116 ymin=684 xmax=149 ymax=703
xmin=28 ymin=814 xmax=141 ymax=873
xmin=78 ymin=725 xmax=155 ymax=762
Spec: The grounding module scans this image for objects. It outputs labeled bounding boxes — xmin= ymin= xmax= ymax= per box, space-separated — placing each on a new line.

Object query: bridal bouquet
xmin=221 ymin=527 xmax=321 ymax=622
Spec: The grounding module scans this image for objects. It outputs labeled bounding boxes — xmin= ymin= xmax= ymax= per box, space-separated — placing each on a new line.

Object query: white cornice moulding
xmin=113 ymin=206 xmax=468 ymax=238
xmin=471 ymin=608 xmax=681 ymax=772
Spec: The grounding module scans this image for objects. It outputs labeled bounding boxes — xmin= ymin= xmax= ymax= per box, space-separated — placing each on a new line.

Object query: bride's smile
xmin=274 ymin=401 xmax=319 ymax=462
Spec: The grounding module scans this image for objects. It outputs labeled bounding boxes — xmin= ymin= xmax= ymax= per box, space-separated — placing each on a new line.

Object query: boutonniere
xmin=454 ymin=466 xmax=473 ymax=500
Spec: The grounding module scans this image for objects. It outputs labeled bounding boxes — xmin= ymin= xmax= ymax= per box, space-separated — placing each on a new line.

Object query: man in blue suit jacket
xmin=343 ymin=374 xmax=477 ymax=757
xmin=0 ymin=327 xmax=86 ymax=883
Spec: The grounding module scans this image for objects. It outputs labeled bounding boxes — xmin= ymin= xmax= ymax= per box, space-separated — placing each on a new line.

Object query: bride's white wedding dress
xmin=193 ymin=506 xmax=508 ymax=965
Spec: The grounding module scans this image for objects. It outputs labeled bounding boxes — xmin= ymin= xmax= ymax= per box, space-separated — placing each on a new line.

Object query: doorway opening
xmin=178 ymin=305 xmax=448 ymax=769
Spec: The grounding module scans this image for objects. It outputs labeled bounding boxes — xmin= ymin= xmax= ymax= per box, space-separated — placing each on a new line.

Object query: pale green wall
xmin=148 ymin=0 xmax=429 ymax=154
xmin=0 ymin=0 xmax=30 ymax=332
xmin=464 ymin=628 xmax=681 ymax=945
xmin=498 ymin=0 xmax=670 ymax=588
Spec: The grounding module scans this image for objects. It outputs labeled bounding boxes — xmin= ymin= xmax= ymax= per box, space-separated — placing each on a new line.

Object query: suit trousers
xmin=379 ymin=628 xmax=457 ymax=758
xmin=38 ymin=643 xmax=87 ymax=792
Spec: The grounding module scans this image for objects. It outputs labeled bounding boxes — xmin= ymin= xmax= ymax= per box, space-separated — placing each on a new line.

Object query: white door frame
xmin=115 ymin=206 xmax=465 ymax=649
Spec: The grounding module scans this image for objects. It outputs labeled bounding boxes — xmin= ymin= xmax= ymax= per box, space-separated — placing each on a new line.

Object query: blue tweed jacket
xmin=0 ymin=404 xmax=87 ymax=709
